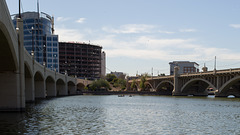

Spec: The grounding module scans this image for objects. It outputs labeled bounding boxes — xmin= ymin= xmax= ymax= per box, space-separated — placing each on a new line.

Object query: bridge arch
xmin=34 ymin=71 xmax=45 ymax=98
xmin=218 ymin=76 xmax=240 ymax=97
xmin=77 ymin=83 xmax=85 ymax=91
xmin=130 ymin=83 xmax=139 ymax=91
xmin=56 ymin=79 xmax=67 ymax=96
xmin=143 ymin=82 xmax=154 ymax=92
xmin=181 ymin=78 xmax=216 ymax=96
xmin=156 ymin=80 xmax=174 ymax=95
xmin=46 ymin=76 xmax=56 ymax=97
xmin=0 ymin=21 xmax=18 ymax=71
xmin=68 ymin=81 xmax=76 ymax=95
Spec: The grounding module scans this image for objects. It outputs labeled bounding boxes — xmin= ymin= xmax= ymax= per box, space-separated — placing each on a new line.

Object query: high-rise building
xmin=101 ymin=51 xmax=106 ymax=78
xmin=59 ymin=42 xmax=105 ymax=80
xmin=169 ymin=61 xmax=199 ymax=75
xmin=12 ymin=12 xmax=59 ymax=72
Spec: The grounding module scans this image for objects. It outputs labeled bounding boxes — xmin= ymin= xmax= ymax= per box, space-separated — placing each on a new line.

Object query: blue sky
xmin=6 ymin=0 xmax=240 ymax=76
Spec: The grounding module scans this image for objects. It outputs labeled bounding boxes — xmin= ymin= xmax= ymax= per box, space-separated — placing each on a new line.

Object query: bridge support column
xmin=0 ymin=72 xmax=24 ymax=111
xmin=17 ymin=18 xmax=25 ymax=109
xmin=0 ymin=18 xmax=25 ymax=111
xmin=172 ymin=66 xmax=185 ymax=96
xmin=214 ymin=92 xmax=228 ymax=98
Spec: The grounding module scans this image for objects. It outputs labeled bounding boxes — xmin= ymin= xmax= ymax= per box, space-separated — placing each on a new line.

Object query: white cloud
xmin=102 ymin=24 xmax=156 ymax=34
xmin=136 ymin=36 xmax=195 ymax=48
xmin=229 ymin=24 xmax=240 ymax=29
xmin=55 ymin=27 xmax=85 ymax=42
xmin=158 ymin=30 xmax=175 ymax=34
xmin=54 ymin=26 xmax=240 ymax=73
xmin=76 ymin=18 xmax=86 ymax=23
xmin=179 ymin=29 xmax=197 ymax=32
xmin=56 ymin=17 xmax=70 ymax=22
xmin=93 ymin=34 xmax=240 ymax=64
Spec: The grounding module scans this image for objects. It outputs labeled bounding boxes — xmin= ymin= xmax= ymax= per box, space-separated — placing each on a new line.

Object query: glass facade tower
xmin=12 ymin=12 xmax=59 ymax=72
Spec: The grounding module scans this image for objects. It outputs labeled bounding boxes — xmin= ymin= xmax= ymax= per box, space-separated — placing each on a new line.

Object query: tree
xmin=139 ymin=74 xmax=147 ymax=91
xmin=158 ymin=73 xmax=166 ymax=76
xmin=118 ymin=79 xmax=126 ymax=90
xmin=105 ymin=74 xmax=117 ymax=83
xmin=131 ymin=79 xmax=136 ymax=90
xmin=89 ymin=79 xmax=110 ymax=91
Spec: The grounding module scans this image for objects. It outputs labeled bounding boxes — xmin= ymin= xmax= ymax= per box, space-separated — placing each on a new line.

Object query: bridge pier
xmin=172 ymin=66 xmax=184 ymax=96
xmin=189 ymin=91 xmax=208 ymax=96
xmin=215 ymin=91 xmax=240 ymax=98
xmin=0 ymin=72 xmax=25 ymax=111
xmin=214 ymin=93 xmax=228 ymax=98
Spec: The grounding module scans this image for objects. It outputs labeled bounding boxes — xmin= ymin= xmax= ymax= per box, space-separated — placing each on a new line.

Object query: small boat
xmin=129 ymin=95 xmax=133 ymax=97
xmin=118 ymin=95 xmax=124 ymax=97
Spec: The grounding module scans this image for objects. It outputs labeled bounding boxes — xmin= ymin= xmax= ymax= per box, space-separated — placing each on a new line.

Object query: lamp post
xmin=65 ymin=61 xmax=67 ymax=74
xmin=19 ymin=0 xmax=21 ymax=18
xmin=43 ymin=44 xmax=46 ymax=65
xmin=31 ymin=27 xmax=34 ymax=56
xmin=54 ymin=54 xmax=57 ymax=71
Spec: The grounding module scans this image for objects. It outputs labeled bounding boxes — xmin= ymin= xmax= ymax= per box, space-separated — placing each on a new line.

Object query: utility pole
xmin=214 ymin=56 xmax=216 ymax=71
xmin=19 ymin=0 xmax=21 ymax=18
xmin=37 ymin=0 xmax=40 ymax=62
xmin=151 ymin=67 xmax=153 ymax=79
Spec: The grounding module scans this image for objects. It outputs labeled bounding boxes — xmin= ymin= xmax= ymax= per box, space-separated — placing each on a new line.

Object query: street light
xmin=43 ymin=44 xmax=46 ymax=65
xmin=31 ymin=27 xmax=34 ymax=56
xmin=54 ymin=54 xmax=57 ymax=71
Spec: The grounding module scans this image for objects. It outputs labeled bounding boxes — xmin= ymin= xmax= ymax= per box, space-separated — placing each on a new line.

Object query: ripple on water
xmin=0 ymin=95 xmax=239 ymax=134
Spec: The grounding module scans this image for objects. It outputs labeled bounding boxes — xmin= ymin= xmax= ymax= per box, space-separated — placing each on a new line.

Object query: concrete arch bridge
xmin=0 ymin=0 xmax=91 ymax=111
xmin=127 ymin=67 xmax=240 ymax=98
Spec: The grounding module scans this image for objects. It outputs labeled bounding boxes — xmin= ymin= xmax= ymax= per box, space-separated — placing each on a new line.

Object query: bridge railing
xmin=128 ymin=75 xmax=174 ymax=82
xmin=128 ymin=67 xmax=240 ymax=82
xmin=180 ymin=67 xmax=240 ymax=77
xmin=24 ymin=48 xmax=76 ymax=83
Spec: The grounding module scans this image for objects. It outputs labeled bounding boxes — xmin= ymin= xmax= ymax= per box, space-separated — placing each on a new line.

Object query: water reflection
xmin=0 ymin=95 xmax=239 ymax=134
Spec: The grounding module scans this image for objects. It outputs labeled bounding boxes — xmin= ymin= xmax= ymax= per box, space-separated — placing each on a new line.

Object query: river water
xmin=0 ymin=95 xmax=239 ymax=135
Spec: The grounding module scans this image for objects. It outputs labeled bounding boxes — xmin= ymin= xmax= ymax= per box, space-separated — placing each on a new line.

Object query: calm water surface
xmin=0 ymin=95 xmax=240 ymax=135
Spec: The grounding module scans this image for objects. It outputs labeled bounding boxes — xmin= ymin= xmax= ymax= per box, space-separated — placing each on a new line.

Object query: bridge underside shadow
xmin=0 ymin=25 xmax=16 ymax=71
xmin=216 ymin=79 xmax=240 ymax=98
xmin=46 ymin=76 xmax=56 ymax=97
xmin=34 ymin=72 xmax=45 ymax=98
xmin=181 ymin=80 xmax=209 ymax=96
xmin=68 ymin=81 xmax=76 ymax=95
xmin=141 ymin=83 xmax=154 ymax=92
xmin=156 ymin=82 xmax=173 ymax=95
xmin=0 ymin=17 xmax=25 ymax=110
xmin=57 ymin=79 xmax=67 ymax=96
xmin=131 ymin=84 xmax=138 ymax=91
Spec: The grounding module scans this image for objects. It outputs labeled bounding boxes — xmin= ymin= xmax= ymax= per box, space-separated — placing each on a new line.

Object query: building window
xmin=47 ymin=48 xmax=52 ymax=52
xmin=53 ymin=37 xmax=58 ymax=41
xmin=53 ymin=48 xmax=58 ymax=52
xmin=47 ymin=43 xmax=52 ymax=47
xmin=47 ymin=37 xmax=52 ymax=41
xmin=53 ymin=43 xmax=58 ymax=47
